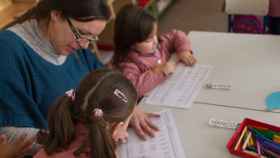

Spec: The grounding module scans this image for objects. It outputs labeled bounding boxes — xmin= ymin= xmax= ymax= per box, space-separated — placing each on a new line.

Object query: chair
xmin=224 ymin=0 xmax=269 ymax=33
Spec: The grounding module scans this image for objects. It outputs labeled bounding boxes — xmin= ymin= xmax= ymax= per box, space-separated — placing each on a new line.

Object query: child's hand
xmin=0 ymin=134 xmax=35 ymax=158
xmin=112 ymin=114 xmax=133 ymax=144
xmin=162 ymin=61 xmax=176 ymax=75
xmin=177 ymin=51 xmax=197 ymax=66
xmin=112 ymin=122 xmax=129 ymax=144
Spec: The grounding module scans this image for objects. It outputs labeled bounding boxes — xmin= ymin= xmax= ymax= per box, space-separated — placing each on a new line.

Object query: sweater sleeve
xmin=160 ymin=29 xmax=192 ymax=54
xmin=0 ymin=38 xmax=46 ymax=128
xmin=120 ymin=62 xmax=166 ymax=98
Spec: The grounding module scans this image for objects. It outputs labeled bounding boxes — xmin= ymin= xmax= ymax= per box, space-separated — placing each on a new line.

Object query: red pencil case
xmin=227 ymin=118 xmax=280 ymax=158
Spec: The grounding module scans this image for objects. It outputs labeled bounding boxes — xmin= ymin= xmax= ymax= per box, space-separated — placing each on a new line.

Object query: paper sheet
xmin=142 ymin=64 xmax=212 ymax=109
xmin=117 ymin=110 xmax=187 ymax=158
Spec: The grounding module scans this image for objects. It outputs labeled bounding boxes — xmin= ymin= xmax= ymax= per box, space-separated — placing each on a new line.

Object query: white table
xmin=135 ymin=31 xmax=280 ymax=158
xmin=189 ymin=31 xmax=280 ymax=111
xmin=142 ymin=103 xmax=280 ymax=158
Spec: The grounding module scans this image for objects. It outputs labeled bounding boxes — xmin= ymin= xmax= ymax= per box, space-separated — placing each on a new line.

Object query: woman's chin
xmin=61 ymin=47 xmax=76 ymax=56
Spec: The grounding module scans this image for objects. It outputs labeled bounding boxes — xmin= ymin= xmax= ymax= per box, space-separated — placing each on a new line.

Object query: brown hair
xmin=12 ymin=0 xmax=111 ymax=25
xmin=44 ymin=68 xmax=137 ymax=158
xmin=112 ymin=4 xmax=156 ymax=67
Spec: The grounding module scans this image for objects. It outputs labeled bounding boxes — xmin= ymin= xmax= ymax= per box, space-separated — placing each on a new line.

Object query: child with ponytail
xmin=34 ymin=68 xmax=138 ymax=158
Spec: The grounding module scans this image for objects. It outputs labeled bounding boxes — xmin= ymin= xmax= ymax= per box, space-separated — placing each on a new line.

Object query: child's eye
xmin=145 ymin=39 xmax=154 ymax=43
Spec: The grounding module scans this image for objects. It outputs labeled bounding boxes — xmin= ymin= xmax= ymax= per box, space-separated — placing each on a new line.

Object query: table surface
xmin=189 ymin=31 xmax=280 ymax=111
xmin=140 ymin=31 xmax=280 ymax=158
xmin=142 ymin=103 xmax=280 ymax=158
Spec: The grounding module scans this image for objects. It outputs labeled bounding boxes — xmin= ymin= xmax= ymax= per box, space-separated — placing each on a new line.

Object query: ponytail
xmin=44 ymin=95 xmax=76 ymax=155
xmin=74 ymin=119 xmax=116 ymax=158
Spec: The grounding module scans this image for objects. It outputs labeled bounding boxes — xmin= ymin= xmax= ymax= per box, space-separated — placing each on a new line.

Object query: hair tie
xmin=93 ymin=108 xmax=104 ymax=118
xmin=65 ymin=89 xmax=76 ymax=101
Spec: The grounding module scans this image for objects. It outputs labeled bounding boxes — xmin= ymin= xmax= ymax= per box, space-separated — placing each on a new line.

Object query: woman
xmin=0 ymin=0 xmax=158 ymax=145
xmin=0 ymin=0 xmax=108 ymax=136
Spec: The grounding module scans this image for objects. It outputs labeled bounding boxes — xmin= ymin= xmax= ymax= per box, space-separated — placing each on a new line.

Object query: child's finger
xmin=0 ymin=134 xmax=7 ymax=143
xmin=120 ymin=137 xmax=127 ymax=144
xmin=145 ymin=117 xmax=159 ymax=132
xmin=131 ymin=120 xmax=146 ymax=140
xmin=140 ymin=121 xmax=155 ymax=137
xmin=189 ymin=57 xmax=195 ymax=65
xmin=187 ymin=56 xmax=195 ymax=66
xmin=15 ymin=134 xmax=35 ymax=151
xmin=183 ymin=58 xmax=192 ymax=66
xmin=15 ymin=134 xmax=28 ymax=147
xmin=146 ymin=112 xmax=160 ymax=118
xmin=23 ymin=136 xmax=36 ymax=148
xmin=192 ymin=57 xmax=197 ymax=65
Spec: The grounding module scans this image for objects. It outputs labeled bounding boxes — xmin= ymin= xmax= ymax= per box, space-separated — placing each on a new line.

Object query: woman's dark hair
xmin=112 ymin=4 xmax=156 ymax=67
xmin=14 ymin=0 xmax=111 ymax=24
xmin=44 ymin=68 xmax=137 ymax=158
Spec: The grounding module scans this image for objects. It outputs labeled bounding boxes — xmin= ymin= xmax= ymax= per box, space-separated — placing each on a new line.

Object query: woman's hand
xmin=0 ymin=134 xmax=34 ymax=158
xmin=129 ymin=106 xmax=160 ymax=140
xmin=177 ymin=51 xmax=197 ymax=66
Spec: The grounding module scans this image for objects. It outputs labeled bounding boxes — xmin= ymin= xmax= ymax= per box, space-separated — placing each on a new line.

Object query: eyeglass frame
xmin=66 ymin=17 xmax=99 ymax=44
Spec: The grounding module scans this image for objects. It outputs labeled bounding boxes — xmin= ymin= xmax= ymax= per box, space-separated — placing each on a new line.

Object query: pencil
xmin=256 ymin=140 xmax=261 ymax=156
xmin=234 ymin=126 xmax=248 ymax=151
xmin=242 ymin=132 xmax=252 ymax=150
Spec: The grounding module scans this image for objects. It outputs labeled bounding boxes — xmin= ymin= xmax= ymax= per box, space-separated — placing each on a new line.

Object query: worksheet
xmin=142 ymin=64 xmax=212 ymax=108
xmin=117 ymin=110 xmax=187 ymax=158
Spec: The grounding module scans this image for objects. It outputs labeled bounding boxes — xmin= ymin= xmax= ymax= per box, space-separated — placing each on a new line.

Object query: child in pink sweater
xmin=113 ymin=4 xmax=197 ymax=98
xmin=34 ymin=69 xmax=137 ymax=158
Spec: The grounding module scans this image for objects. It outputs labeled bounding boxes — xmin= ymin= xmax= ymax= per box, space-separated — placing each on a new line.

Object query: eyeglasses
xmin=66 ymin=17 xmax=99 ymax=43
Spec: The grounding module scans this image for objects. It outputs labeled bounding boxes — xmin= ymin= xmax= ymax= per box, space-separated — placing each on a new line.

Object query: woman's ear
xmin=50 ymin=10 xmax=64 ymax=22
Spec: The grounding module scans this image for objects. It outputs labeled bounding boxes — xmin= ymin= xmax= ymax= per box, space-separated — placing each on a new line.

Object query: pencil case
xmin=227 ymin=118 xmax=280 ymax=158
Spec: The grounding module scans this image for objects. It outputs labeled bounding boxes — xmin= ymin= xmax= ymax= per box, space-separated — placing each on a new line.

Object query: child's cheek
xmin=142 ymin=42 xmax=154 ymax=53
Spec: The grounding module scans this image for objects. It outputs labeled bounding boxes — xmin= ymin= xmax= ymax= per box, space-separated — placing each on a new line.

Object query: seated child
xmin=112 ymin=4 xmax=197 ymax=98
xmin=34 ymin=68 xmax=138 ymax=158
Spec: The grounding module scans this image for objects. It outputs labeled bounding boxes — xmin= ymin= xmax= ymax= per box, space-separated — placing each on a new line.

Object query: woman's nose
xmin=78 ymin=39 xmax=90 ymax=49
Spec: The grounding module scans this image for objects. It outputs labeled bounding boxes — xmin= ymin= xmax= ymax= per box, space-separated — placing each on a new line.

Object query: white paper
xmin=142 ymin=64 xmax=212 ymax=109
xmin=117 ymin=110 xmax=186 ymax=158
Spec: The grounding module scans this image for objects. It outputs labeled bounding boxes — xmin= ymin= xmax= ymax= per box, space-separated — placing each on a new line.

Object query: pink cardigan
xmin=34 ymin=123 xmax=91 ymax=158
xmin=118 ymin=30 xmax=192 ymax=97
xmin=269 ymin=0 xmax=280 ymax=17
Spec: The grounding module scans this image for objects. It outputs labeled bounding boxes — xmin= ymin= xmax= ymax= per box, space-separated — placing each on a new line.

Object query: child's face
xmin=134 ymin=23 xmax=158 ymax=54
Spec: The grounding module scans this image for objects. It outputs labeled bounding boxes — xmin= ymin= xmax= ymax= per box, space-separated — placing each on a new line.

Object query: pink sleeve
xmin=34 ymin=149 xmax=50 ymax=158
xmin=160 ymin=29 xmax=192 ymax=54
xmin=34 ymin=149 xmax=76 ymax=158
xmin=121 ymin=63 xmax=166 ymax=98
